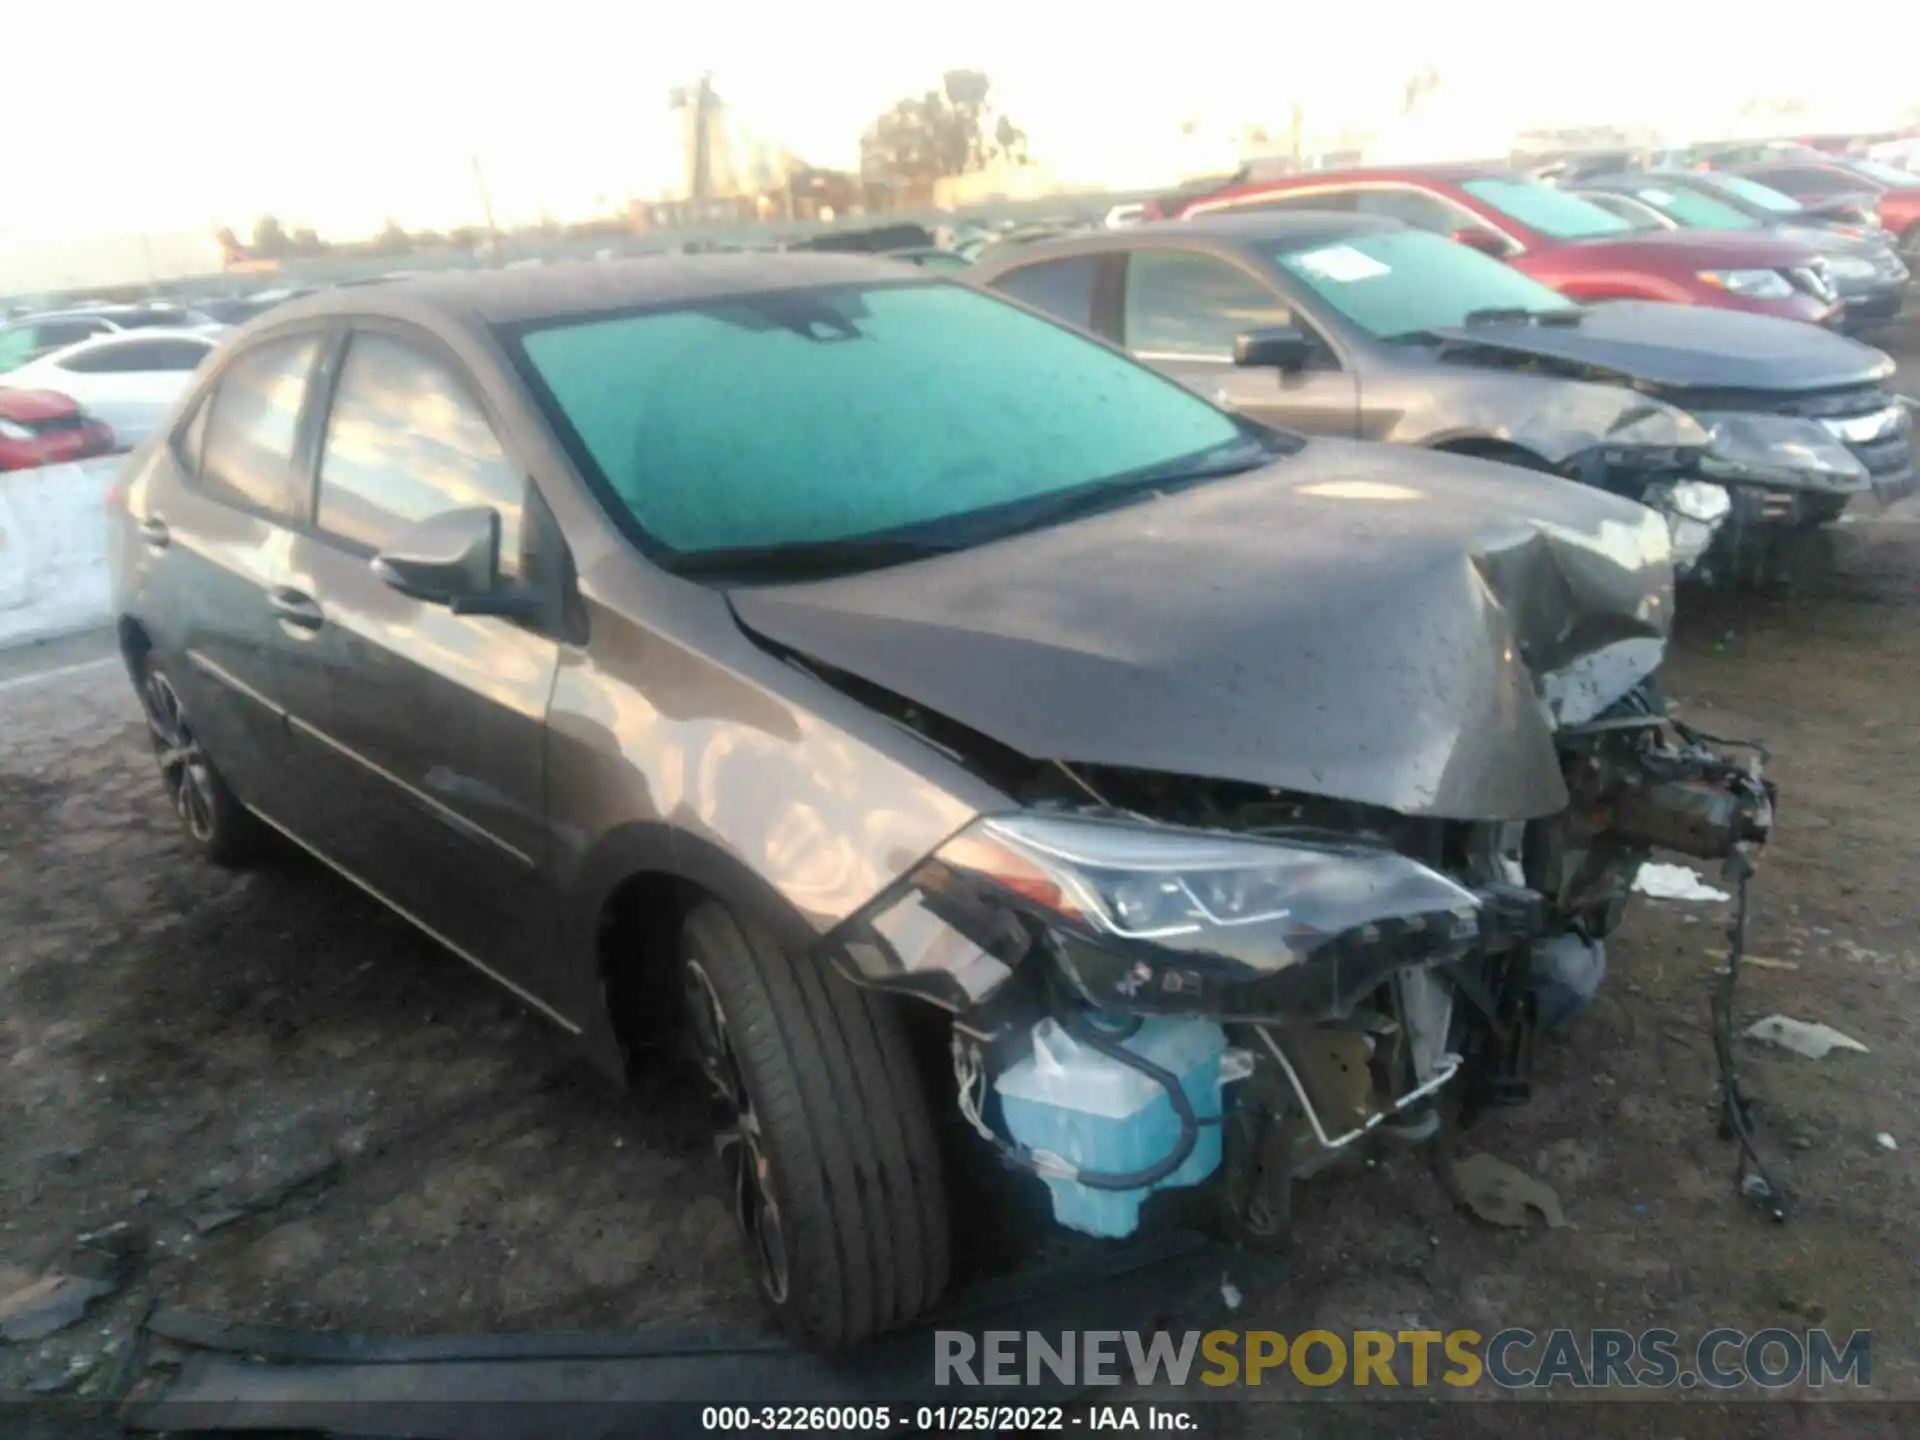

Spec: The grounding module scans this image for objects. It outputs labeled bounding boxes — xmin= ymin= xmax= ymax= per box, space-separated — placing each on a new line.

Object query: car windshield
xmin=1842 ymin=156 xmax=1917 ymax=187
xmin=1692 ymin=172 xmax=1802 ymax=215
xmin=1461 ymin=177 xmax=1635 ymax=239
xmin=1271 ymin=228 xmax=1580 ymax=341
xmin=1625 ymin=184 xmax=1761 ymax=230
xmin=509 ymin=281 xmax=1264 ymax=571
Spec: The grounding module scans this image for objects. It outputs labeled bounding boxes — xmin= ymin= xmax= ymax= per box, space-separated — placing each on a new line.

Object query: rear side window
xmin=315 ymin=333 xmax=525 ymax=575
xmin=989 ymin=255 xmax=1104 ymax=330
xmin=198 ymin=334 xmax=321 ymax=519
xmin=37 ymin=319 xmax=113 ymax=350
xmin=1123 ymin=249 xmax=1294 ymax=359
xmin=59 ymin=338 xmax=213 ymax=374
xmin=1746 ymin=165 xmax=1860 ymax=197
xmin=1350 ymin=188 xmax=1466 ymax=233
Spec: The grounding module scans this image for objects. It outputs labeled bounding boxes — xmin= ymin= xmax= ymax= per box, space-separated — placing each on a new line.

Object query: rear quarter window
xmin=988 ymin=255 xmax=1104 ymax=330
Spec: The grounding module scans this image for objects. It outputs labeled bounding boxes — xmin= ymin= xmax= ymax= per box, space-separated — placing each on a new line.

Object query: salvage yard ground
xmin=4 ymin=313 xmax=1920 ymax=1436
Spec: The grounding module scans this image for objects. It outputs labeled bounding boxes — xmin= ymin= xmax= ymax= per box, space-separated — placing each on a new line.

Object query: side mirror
xmin=1233 ymin=326 xmax=1315 ymax=372
xmin=1451 ymin=227 xmax=1511 ymax=257
xmin=372 ymin=507 xmax=538 ymax=618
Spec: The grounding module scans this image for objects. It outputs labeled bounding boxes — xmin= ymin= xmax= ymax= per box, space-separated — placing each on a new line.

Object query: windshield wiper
xmin=669 ymin=536 xmax=957 ymax=581
xmin=1461 ymin=305 xmax=1587 ymax=327
xmin=959 ymin=440 xmax=1278 ymax=538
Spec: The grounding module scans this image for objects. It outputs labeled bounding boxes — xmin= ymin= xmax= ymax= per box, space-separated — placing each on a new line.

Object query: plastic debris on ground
xmin=1742 ymin=1015 xmax=1870 ymax=1060
xmin=1448 ymin=1152 xmax=1568 ymax=1229
xmin=1220 ymin=1275 xmax=1243 ymax=1311
xmin=1633 ymin=862 xmax=1731 ymax=902
xmin=1875 ymin=1133 xmax=1898 ymax=1152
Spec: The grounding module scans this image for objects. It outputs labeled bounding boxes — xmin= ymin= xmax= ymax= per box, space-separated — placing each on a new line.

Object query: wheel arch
xmin=575 ymin=822 xmax=831 ymax=1082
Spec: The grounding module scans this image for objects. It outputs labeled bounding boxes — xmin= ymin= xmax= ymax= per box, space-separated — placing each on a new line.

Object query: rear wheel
xmin=680 ymin=899 xmax=950 ymax=1347
xmin=136 ymin=657 xmax=264 ymax=867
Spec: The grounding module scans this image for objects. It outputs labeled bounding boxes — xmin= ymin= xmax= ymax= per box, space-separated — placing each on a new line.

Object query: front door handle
xmin=138 ymin=517 xmax=170 ymax=549
xmin=269 ymin=586 xmax=324 ymax=632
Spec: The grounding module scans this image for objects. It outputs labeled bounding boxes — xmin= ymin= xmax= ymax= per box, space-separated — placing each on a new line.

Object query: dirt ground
xmin=3 ymin=314 xmax=1919 ymax=1435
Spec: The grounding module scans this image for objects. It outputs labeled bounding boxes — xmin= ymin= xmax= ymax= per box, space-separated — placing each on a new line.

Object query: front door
xmin=272 ymin=326 xmax=566 ymax=1012
xmin=1119 ymin=246 xmax=1360 ymax=437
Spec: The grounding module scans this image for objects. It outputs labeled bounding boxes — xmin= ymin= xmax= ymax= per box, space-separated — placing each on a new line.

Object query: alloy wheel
xmin=684 ymin=959 xmax=791 ymax=1303
xmin=141 ymin=670 xmax=216 ymax=842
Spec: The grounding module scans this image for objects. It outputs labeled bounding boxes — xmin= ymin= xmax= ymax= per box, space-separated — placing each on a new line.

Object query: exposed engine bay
xmin=822 ymin=678 xmax=1775 ymax=1245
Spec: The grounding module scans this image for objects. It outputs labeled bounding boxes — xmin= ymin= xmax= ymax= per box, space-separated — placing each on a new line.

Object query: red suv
xmin=1162 ymin=164 xmax=1843 ymax=324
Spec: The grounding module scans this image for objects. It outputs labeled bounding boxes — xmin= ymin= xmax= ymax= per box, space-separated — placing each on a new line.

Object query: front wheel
xmin=136 ymin=656 xmax=264 ymax=867
xmin=680 ymin=900 xmax=951 ymax=1347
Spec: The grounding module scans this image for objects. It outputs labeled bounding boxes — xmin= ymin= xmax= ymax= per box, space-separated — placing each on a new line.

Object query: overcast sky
xmin=4 ymin=0 xmax=1914 ymax=286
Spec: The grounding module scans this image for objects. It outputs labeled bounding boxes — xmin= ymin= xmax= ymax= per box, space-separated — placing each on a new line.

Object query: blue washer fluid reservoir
xmin=993 ymin=1014 xmax=1228 ymax=1239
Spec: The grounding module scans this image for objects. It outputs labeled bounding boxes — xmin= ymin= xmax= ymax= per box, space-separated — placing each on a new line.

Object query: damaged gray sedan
xmin=109 ymin=256 xmax=1774 ymax=1348
xmin=972 ymin=213 xmax=1915 ymax=578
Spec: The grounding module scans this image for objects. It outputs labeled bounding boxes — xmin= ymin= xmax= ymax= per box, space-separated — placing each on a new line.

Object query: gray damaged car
xmin=110 ymin=257 xmax=1774 ymax=1347
xmin=972 ymin=213 xmax=1916 ymax=579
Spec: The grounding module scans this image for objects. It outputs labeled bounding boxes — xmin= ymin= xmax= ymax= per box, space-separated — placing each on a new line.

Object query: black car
xmin=971 ymin=213 xmax=1915 ymax=568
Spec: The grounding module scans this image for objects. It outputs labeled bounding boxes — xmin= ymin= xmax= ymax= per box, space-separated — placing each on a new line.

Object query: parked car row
xmin=109 ymin=247 xmax=1800 ymax=1349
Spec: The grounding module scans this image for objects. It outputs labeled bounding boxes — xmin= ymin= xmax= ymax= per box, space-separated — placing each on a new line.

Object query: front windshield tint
xmin=1461 ymin=177 xmax=1634 ymax=239
xmin=512 ymin=282 xmax=1246 ymax=560
xmin=1272 ymin=229 xmax=1577 ymax=339
xmin=1695 ymin=172 xmax=1801 ymax=214
xmin=1628 ymin=184 xmax=1760 ymax=230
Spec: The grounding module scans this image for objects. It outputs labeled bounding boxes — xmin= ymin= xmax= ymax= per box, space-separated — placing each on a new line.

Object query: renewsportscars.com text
xmin=934 ymin=1327 xmax=1873 ymax=1391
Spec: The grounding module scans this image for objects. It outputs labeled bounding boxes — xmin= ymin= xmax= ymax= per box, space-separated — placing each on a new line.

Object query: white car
xmin=0 ymin=327 xmax=224 ymax=449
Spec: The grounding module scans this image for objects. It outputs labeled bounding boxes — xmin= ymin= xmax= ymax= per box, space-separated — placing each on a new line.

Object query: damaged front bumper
xmin=823 ymin=693 xmax=1775 ymax=1237
xmin=1695 ymin=405 xmax=1916 ymax=522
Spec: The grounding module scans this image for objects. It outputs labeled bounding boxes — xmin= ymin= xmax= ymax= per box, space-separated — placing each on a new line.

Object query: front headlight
xmin=960 ymin=814 xmax=1480 ymax=950
xmin=0 ymin=419 xmax=33 ymax=442
xmin=1698 ymin=268 xmax=1795 ymax=299
xmin=1827 ymin=255 xmax=1877 ymax=281
xmin=1696 ymin=412 xmax=1873 ymax=493
xmin=827 ymin=813 xmax=1497 ymax=1014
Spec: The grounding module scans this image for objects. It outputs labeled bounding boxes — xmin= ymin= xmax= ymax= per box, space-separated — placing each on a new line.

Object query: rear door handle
xmin=269 ymin=586 xmax=324 ymax=631
xmin=138 ymin=517 xmax=170 ymax=549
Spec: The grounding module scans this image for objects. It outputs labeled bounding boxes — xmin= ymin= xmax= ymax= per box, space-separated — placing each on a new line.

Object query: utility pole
xmin=471 ymin=154 xmax=501 ymax=260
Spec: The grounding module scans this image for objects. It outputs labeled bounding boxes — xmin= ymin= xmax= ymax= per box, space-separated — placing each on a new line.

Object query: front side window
xmin=511 ymin=282 xmax=1251 ymax=563
xmin=1461 ymin=177 xmax=1634 ymax=239
xmin=990 ymin=255 xmax=1104 ymax=330
xmin=1124 ymin=249 xmax=1294 ymax=359
xmin=198 ymin=333 xmax=320 ymax=518
xmin=1691 ymin=172 xmax=1801 ymax=215
xmin=316 ymin=333 xmax=524 ymax=574
xmin=1272 ymin=228 xmax=1578 ymax=340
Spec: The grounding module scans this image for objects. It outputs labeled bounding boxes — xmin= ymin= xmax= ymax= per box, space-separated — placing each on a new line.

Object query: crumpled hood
xmin=731 ymin=442 xmax=1675 ymax=821
xmin=1431 ymin=300 xmax=1894 ymax=391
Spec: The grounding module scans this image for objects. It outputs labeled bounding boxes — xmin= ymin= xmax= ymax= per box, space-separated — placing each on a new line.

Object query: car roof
xmin=972 ymin=212 xmax=1403 ymax=269
xmin=261 ymin=253 xmax=926 ymax=331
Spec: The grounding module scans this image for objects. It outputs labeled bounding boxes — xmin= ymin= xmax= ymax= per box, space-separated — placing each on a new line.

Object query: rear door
xmin=1118 ymin=246 xmax=1359 ymax=435
xmin=275 ymin=324 xmax=566 ymax=1010
xmin=136 ymin=330 xmax=326 ymax=820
